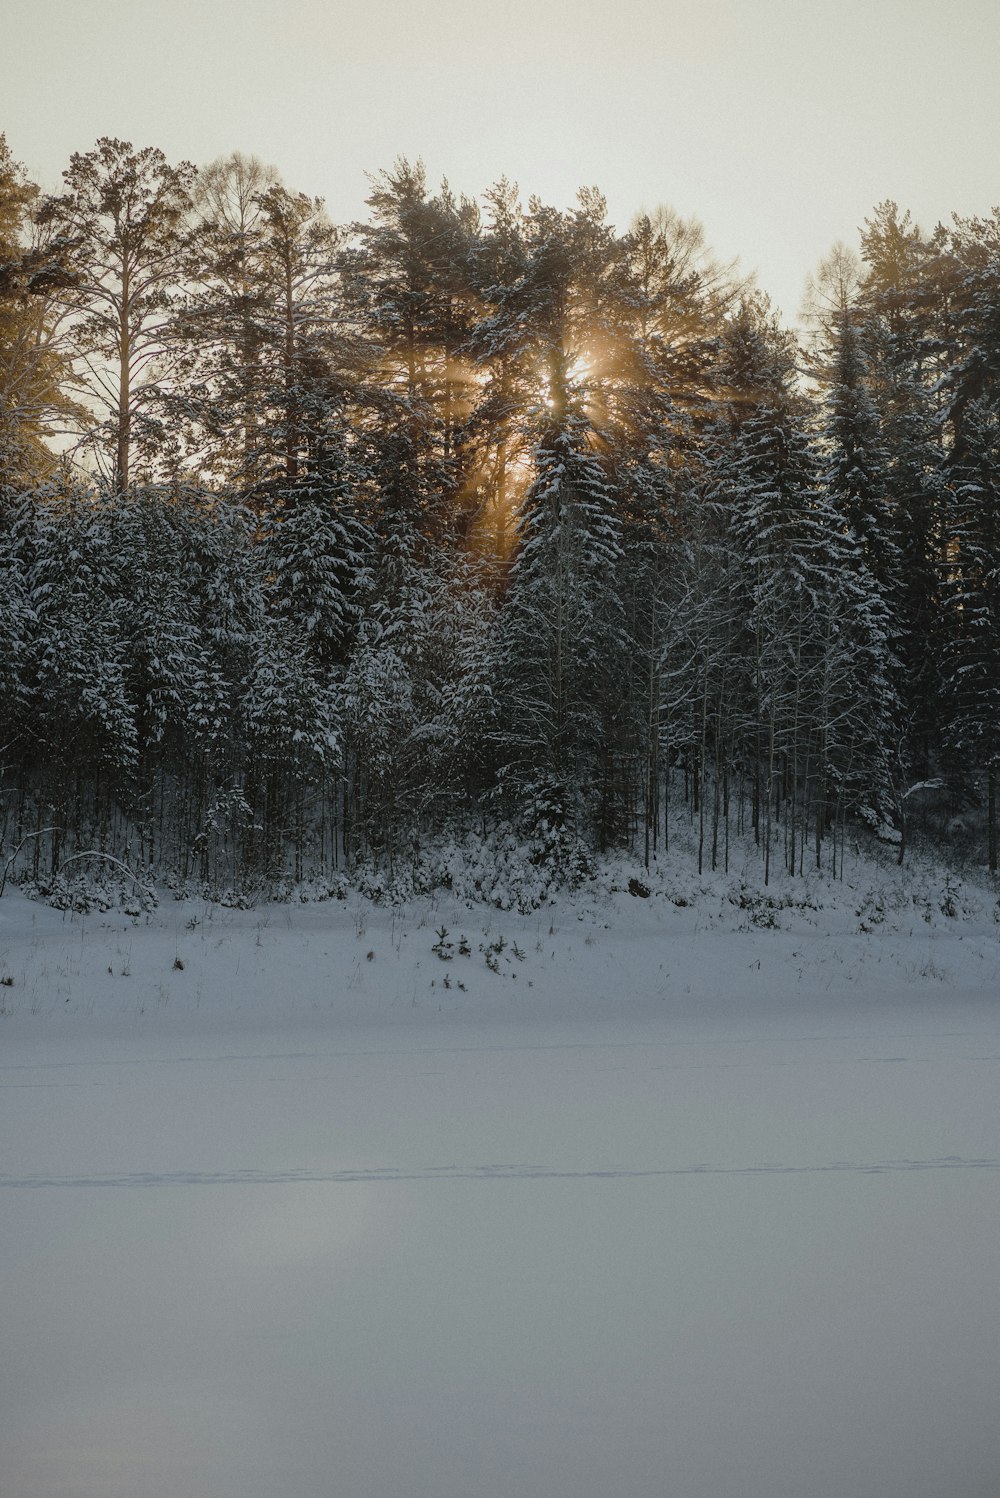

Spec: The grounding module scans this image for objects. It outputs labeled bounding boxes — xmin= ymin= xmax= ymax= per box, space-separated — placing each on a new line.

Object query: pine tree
xmin=464 ymin=178 xmax=538 ymax=561
xmin=342 ymin=544 xmax=496 ymax=868
xmin=943 ymin=396 xmax=1000 ymax=870
xmin=707 ymin=295 xmax=897 ymax=877
xmin=806 ymin=244 xmax=897 ymax=593
xmin=261 ymin=447 xmax=371 ymax=674
xmin=859 ymin=202 xmax=948 ymax=781
xmin=38 ymin=139 xmax=196 ymax=488
xmin=18 ymin=486 xmax=137 ymax=870
xmin=340 ymin=159 xmax=481 ymax=543
xmin=172 ymin=152 xmax=281 ymax=487
xmin=0 ymin=492 xmax=31 ymax=788
xmin=501 ymin=391 xmax=626 ymax=848
xmin=0 ymin=135 xmax=79 ymax=484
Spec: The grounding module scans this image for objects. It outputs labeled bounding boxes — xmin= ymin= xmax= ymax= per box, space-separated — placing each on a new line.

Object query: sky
xmin=4 ymin=0 xmax=1000 ymax=324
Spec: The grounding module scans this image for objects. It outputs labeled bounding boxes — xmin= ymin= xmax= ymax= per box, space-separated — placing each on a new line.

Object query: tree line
xmin=1 ymin=134 xmax=998 ymax=889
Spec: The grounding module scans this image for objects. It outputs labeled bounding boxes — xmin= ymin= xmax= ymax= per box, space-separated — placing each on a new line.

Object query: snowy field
xmin=1 ymin=853 xmax=999 ymax=1498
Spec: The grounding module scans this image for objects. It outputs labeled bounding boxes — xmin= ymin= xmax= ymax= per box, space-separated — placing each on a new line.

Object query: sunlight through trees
xmin=3 ymin=138 xmax=1000 ymax=886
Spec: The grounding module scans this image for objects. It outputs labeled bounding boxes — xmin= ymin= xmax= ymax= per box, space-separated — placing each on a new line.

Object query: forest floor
xmin=1 ymin=829 xmax=998 ymax=1030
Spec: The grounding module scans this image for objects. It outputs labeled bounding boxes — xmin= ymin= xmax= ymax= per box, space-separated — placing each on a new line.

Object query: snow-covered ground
xmin=2 ymin=851 xmax=998 ymax=1498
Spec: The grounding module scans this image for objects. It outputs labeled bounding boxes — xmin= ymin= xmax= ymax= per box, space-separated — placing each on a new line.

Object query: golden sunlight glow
xmin=567 ymin=350 xmax=592 ymax=385
xmin=540 ymin=348 xmax=593 ymax=409
xmin=464 ymin=341 xmax=602 ymax=564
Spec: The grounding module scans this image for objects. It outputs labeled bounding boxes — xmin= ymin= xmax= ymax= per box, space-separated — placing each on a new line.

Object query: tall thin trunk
xmin=765 ymin=693 xmax=776 ymax=887
xmin=284 ymin=256 xmax=297 ymax=479
xmin=116 ymin=262 xmax=131 ymax=490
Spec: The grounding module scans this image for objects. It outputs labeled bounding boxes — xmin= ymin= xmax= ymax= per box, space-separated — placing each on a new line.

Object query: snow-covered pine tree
xmin=500 ymin=386 xmax=626 ymax=852
xmin=261 ymin=444 xmax=371 ymax=675
xmin=0 ymin=491 xmax=31 ymax=821
xmin=806 ymin=245 xmax=898 ymax=594
xmin=342 ymin=543 xmax=496 ymax=872
xmin=609 ymin=206 xmax=739 ymax=863
xmin=708 ymin=294 xmax=896 ymax=878
xmin=171 ymin=494 xmax=263 ymax=883
xmin=859 ymin=203 xmax=948 ymax=783
xmin=942 ymin=396 xmax=1000 ymax=870
xmin=18 ymin=484 xmax=137 ymax=870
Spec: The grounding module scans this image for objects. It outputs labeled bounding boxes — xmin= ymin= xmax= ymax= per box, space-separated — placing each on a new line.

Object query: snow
xmin=1 ymin=855 xmax=998 ymax=1498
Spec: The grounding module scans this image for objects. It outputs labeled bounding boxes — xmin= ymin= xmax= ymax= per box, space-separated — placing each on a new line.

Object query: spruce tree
xmin=943 ymin=396 xmax=1000 ymax=870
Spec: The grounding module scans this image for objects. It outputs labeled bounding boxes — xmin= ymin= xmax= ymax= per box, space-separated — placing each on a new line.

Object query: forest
xmin=1 ymin=133 xmax=998 ymax=894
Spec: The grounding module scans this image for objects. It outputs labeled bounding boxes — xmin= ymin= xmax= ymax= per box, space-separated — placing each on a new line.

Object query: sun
xmin=540 ymin=346 xmax=593 ymax=409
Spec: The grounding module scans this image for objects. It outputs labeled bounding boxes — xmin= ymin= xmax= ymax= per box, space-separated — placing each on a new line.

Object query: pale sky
xmin=4 ymin=0 xmax=1000 ymax=323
